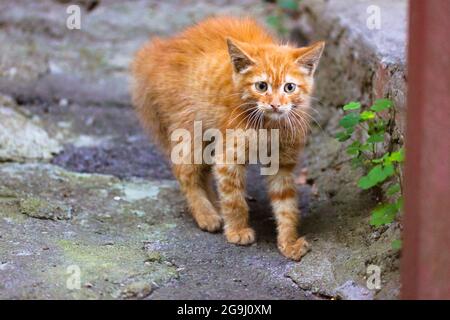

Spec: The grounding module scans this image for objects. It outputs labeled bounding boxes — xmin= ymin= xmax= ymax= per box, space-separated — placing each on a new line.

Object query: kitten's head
xmin=227 ymin=38 xmax=324 ymax=126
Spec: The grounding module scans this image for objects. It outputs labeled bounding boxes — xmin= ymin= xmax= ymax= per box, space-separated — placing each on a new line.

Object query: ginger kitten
xmin=131 ymin=17 xmax=324 ymax=260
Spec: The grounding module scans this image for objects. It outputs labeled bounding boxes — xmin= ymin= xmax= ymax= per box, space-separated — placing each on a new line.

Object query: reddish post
xmin=402 ymin=0 xmax=450 ymax=299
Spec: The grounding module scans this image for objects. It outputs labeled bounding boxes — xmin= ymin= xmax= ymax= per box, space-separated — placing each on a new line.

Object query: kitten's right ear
xmin=293 ymin=41 xmax=325 ymax=76
xmin=226 ymin=38 xmax=255 ymax=74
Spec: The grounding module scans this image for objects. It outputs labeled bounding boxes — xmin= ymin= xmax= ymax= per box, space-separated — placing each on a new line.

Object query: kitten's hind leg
xmin=174 ymin=164 xmax=223 ymax=233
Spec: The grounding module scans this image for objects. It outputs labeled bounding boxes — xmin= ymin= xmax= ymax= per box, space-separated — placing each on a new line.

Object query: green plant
xmin=335 ymin=99 xmax=404 ymax=231
xmin=266 ymin=0 xmax=301 ymax=35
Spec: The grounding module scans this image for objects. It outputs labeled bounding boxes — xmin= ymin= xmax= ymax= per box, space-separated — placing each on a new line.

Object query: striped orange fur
xmin=131 ymin=16 xmax=324 ymax=260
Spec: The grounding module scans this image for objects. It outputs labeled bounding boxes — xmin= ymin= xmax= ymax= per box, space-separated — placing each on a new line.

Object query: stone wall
xmin=292 ymin=0 xmax=408 ymax=136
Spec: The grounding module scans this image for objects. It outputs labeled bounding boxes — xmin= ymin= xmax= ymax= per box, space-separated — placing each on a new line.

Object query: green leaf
xmin=370 ymin=203 xmax=399 ymax=227
xmin=358 ymin=176 xmax=375 ymax=189
xmin=391 ymin=239 xmax=402 ymax=250
xmin=388 ymin=148 xmax=405 ymax=163
xmin=374 ymin=120 xmax=386 ymax=132
xmin=384 ymin=163 xmax=395 ymax=177
xmin=370 ymin=99 xmax=393 ymax=112
xmin=346 ymin=141 xmax=361 ymax=155
xmin=367 ymin=165 xmax=386 ymax=185
xmin=360 ymin=111 xmax=375 ymax=120
xmin=359 ymin=143 xmax=372 ymax=152
xmin=387 ymin=183 xmax=401 ymax=196
xmin=358 ymin=165 xmax=382 ymax=189
xmin=367 ymin=133 xmax=385 ymax=143
xmin=335 ymin=131 xmax=351 ymax=142
xmin=339 ymin=112 xmax=361 ymax=129
xmin=266 ymin=15 xmax=281 ymax=29
xmin=346 ymin=127 xmax=355 ymax=135
xmin=343 ymin=102 xmax=361 ymax=111
xmin=358 ymin=164 xmax=395 ymax=190
xmin=277 ymin=0 xmax=298 ymax=10
xmin=358 ymin=165 xmax=383 ymax=190
xmin=372 ymin=153 xmax=389 ymax=164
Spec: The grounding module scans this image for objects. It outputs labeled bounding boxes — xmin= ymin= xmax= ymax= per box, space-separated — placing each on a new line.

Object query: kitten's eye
xmin=284 ymin=83 xmax=297 ymax=93
xmin=255 ymin=81 xmax=268 ymax=93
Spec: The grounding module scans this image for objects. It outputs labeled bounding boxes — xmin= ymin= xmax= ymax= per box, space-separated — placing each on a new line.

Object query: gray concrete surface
xmin=0 ymin=0 xmax=405 ymax=299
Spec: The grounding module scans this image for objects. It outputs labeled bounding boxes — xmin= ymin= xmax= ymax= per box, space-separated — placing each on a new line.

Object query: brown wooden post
xmin=402 ymin=0 xmax=450 ymax=299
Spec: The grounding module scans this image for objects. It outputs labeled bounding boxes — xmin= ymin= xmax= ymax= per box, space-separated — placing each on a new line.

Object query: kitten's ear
xmin=226 ymin=38 xmax=255 ymax=74
xmin=293 ymin=41 xmax=325 ymax=76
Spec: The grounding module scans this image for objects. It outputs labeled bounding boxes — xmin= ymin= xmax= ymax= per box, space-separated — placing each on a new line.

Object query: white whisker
xmin=228 ymin=105 xmax=257 ymax=126
xmin=293 ymin=108 xmax=322 ymax=132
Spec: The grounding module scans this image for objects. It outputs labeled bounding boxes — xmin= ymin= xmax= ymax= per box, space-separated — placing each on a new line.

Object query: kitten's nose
xmin=270 ymin=104 xmax=280 ymax=112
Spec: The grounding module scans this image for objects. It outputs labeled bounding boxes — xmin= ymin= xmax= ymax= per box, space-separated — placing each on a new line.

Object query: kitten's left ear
xmin=226 ymin=38 xmax=255 ymax=74
xmin=293 ymin=41 xmax=325 ymax=76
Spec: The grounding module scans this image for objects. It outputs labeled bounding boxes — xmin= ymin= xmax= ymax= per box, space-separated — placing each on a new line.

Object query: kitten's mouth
xmin=266 ymin=111 xmax=286 ymax=120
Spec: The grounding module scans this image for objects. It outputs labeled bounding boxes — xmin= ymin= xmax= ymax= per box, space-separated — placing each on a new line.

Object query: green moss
xmin=55 ymin=240 xmax=178 ymax=299
xmin=19 ymin=197 xmax=72 ymax=220
xmin=146 ymin=251 xmax=163 ymax=263
xmin=0 ymin=186 xmax=17 ymax=200
xmin=0 ymin=201 xmax=25 ymax=223
xmin=58 ymin=240 xmax=146 ymax=275
xmin=19 ymin=197 xmax=46 ymax=213
xmin=59 ymin=169 xmax=119 ymax=188
xmin=0 ymin=164 xmax=181 ymax=299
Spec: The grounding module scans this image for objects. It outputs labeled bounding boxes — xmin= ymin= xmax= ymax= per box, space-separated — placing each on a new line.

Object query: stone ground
xmin=0 ymin=0 xmax=401 ymax=299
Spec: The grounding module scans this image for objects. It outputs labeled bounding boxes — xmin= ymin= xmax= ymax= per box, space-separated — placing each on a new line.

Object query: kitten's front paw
xmin=196 ymin=214 xmax=223 ymax=233
xmin=278 ymin=237 xmax=311 ymax=261
xmin=225 ymin=227 xmax=255 ymax=246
